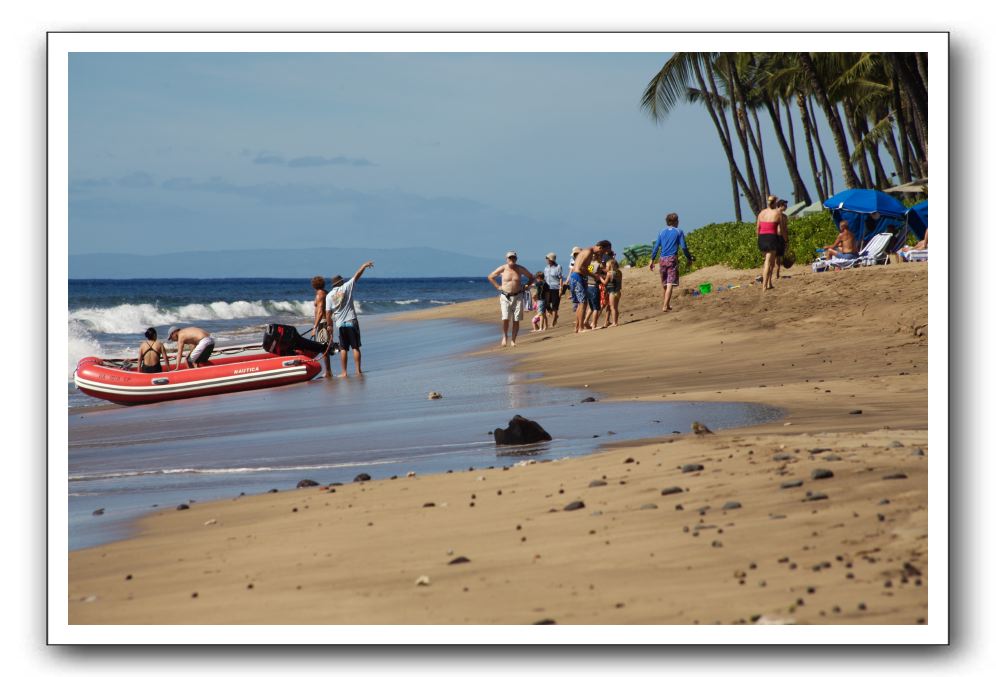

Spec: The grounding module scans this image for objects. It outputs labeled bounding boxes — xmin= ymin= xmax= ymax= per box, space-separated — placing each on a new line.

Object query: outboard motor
xmin=262 ymin=324 xmax=327 ymax=357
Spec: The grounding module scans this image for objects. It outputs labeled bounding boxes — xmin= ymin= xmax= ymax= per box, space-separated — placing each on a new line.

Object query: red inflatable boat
xmin=73 ymin=324 xmax=327 ymax=405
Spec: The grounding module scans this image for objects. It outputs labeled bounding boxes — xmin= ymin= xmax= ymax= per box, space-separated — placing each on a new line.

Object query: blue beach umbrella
xmin=822 ymin=188 xmax=908 ymax=249
xmin=906 ymin=200 xmax=928 ymax=241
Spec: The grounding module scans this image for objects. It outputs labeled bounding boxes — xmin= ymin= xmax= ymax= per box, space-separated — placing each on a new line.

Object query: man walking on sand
xmin=569 ymin=240 xmax=612 ymax=333
xmin=542 ymin=252 xmax=565 ymax=328
xmin=649 ymin=213 xmax=694 ymax=312
xmin=323 ymin=260 xmax=374 ymax=377
xmin=168 ymin=325 xmax=215 ymax=369
xmin=487 ymin=251 xmax=534 ymax=347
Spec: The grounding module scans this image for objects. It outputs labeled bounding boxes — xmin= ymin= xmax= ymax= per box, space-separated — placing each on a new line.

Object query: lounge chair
xmin=812 ymin=232 xmax=894 ymax=272
xmin=901 ymin=248 xmax=928 ymax=262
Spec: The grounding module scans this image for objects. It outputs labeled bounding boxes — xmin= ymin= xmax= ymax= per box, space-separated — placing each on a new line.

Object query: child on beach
xmin=530 ymin=272 xmax=548 ymax=332
xmin=601 ymin=258 xmax=622 ymax=328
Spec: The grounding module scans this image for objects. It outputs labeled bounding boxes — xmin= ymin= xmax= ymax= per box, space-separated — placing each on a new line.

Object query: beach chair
xmin=902 ymin=249 xmax=928 ymax=262
xmin=812 ymin=232 xmax=894 ymax=272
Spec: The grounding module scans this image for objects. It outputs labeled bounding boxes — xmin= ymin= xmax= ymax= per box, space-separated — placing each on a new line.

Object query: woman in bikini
xmin=137 ymin=327 xmax=170 ymax=373
xmin=756 ymin=195 xmax=784 ymax=291
xmin=601 ymin=258 xmax=622 ymax=328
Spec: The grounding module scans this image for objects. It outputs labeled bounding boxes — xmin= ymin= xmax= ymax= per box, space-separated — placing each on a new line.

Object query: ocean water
xmin=66 ymin=279 xmax=783 ymax=551
xmin=67 ymin=277 xmax=491 ymax=407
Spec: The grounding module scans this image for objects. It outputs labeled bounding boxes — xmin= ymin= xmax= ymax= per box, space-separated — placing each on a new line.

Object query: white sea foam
xmin=69 ymin=299 xmax=311 ymax=334
xmin=394 ymin=299 xmax=420 ymax=305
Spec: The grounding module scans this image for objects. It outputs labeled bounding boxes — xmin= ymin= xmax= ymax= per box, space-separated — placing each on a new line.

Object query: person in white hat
xmin=542 ymin=252 xmax=565 ymax=328
xmin=487 ymin=250 xmax=534 ymax=347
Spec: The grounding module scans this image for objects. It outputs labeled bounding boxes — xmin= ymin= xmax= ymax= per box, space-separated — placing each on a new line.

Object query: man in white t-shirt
xmin=323 ymin=260 xmax=374 ymax=377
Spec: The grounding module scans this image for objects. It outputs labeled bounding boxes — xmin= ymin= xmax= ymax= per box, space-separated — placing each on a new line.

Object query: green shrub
xmin=629 ymin=212 xmax=839 ymax=274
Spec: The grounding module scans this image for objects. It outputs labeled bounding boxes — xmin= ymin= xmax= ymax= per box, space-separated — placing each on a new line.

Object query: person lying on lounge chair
xmin=822 ymin=220 xmax=859 ymax=260
xmin=902 ymin=228 xmax=928 ymax=254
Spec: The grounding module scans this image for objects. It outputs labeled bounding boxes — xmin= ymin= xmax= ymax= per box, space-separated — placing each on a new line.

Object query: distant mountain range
xmin=69 ymin=246 xmax=513 ymax=279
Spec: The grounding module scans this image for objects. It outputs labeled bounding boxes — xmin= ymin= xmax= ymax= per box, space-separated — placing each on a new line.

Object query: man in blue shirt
xmin=542 ymin=252 xmax=565 ymax=328
xmin=648 ymin=213 xmax=694 ymax=313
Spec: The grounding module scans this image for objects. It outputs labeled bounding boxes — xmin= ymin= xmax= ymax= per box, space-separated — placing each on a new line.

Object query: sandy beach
xmin=68 ymin=262 xmax=929 ymax=625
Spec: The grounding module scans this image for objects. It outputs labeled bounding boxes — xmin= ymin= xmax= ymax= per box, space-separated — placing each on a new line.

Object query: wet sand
xmin=68 ymin=263 xmax=929 ymax=625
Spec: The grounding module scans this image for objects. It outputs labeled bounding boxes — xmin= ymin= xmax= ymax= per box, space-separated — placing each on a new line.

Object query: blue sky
xmin=69 ymin=52 xmax=839 ymax=262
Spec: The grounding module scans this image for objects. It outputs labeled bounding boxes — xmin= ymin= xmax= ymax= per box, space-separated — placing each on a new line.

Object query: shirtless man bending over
xmin=568 ymin=240 xmax=612 ymax=333
xmin=823 ymin=220 xmax=859 ymax=260
xmin=168 ymin=325 xmax=215 ymax=369
xmin=487 ymin=251 xmax=534 ymax=347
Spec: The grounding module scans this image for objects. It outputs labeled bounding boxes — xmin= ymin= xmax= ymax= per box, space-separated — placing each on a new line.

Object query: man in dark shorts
xmin=648 ymin=213 xmax=694 ymax=312
xmin=541 ymin=252 xmax=564 ymax=328
xmin=324 ymin=260 xmax=374 ymax=377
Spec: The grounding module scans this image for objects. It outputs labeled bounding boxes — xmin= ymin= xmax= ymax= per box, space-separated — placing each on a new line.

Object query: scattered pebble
xmin=415 ymin=575 xmax=431 ymax=586
xmin=849 ymin=410 xmax=863 ymax=415
xmin=772 ymin=453 xmax=794 ymax=461
xmin=534 ymin=618 xmax=557 ymax=625
xmin=353 ymin=473 xmax=371 ymax=482
xmin=639 ymin=504 xmax=658 ymax=510
xmin=589 ymin=480 xmax=608 ymax=487
xmin=682 ymin=463 xmax=705 ymax=473
xmin=581 ymin=396 xmax=597 ymax=403
xmin=811 ymin=469 xmax=834 ymax=480
xmin=660 ymin=486 xmax=684 ymax=496
xmin=888 ymin=441 xmax=904 ymax=448
xmin=780 ymin=480 xmax=804 ymax=489
xmin=563 ymin=501 xmax=585 ymax=511
xmin=882 ymin=473 xmax=908 ymax=480
xmin=176 ymin=504 xmax=190 ymax=511
xmin=803 ymin=492 xmax=829 ymax=502
xmin=422 ymin=502 xmax=436 ymax=508
xmin=296 ymin=479 xmax=319 ymax=488
xmin=428 ymin=391 xmax=442 ymax=400
xmin=448 ymin=556 xmax=471 ymax=565
xmin=92 ymin=508 xmax=105 ymax=516
xmin=721 ymin=501 xmax=742 ymax=510
xmin=203 ymin=519 xmax=217 ymax=526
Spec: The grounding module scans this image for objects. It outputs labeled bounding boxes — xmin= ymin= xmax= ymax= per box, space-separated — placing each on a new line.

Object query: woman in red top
xmin=756 ymin=195 xmax=783 ymax=291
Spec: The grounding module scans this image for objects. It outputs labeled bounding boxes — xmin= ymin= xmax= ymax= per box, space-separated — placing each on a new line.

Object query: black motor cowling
xmin=262 ymin=324 xmax=326 ymax=357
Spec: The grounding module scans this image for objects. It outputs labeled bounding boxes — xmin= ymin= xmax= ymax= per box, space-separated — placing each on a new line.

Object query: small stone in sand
xmin=849 ymin=410 xmax=863 ymax=415
xmin=563 ymin=501 xmax=585 ymax=511
xmin=422 ymin=502 xmax=435 ymax=508
xmin=883 ymin=473 xmax=908 ymax=480
xmin=92 ymin=508 xmax=105 ymax=516
xmin=911 ymin=448 xmax=925 ymax=456
xmin=682 ymin=463 xmax=705 ymax=473
xmin=803 ymin=492 xmax=829 ymax=502
xmin=448 ymin=556 xmax=471 ymax=565
xmin=773 ymin=453 xmax=794 ymax=461
xmin=534 ymin=619 xmax=556 ymax=624
xmin=176 ymin=504 xmax=190 ymax=511
xmin=589 ymin=480 xmax=608 ymax=487
xmin=353 ymin=473 xmax=371 ymax=482
xmin=888 ymin=440 xmax=904 ymax=448
xmin=721 ymin=501 xmax=742 ymax=510
xmin=296 ymin=479 xmax=319 ymax=488
xmin=811 ymin=469 xmax=834 ymax=480
xmin=415 ymin=575 xmax=431 ymax=586
xmin=581 ymin=396 xmax=597 ymax=403
xmin=660 ymin=486 xmax=683 ymax=496
xmin=428 ymin=391 xmax=442 ymax=400
xmin=780 ymin=480 xmax=804 ymax=489
xmin=640 ymin=504 xmax=658 ymax=510
xmin=267 ymin=489 xmax=278 ymax=494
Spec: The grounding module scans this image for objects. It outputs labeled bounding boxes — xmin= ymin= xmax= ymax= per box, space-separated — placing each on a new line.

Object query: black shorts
xmin=758 ymin=234 xmax=784 ymax=255
xmin=139 ymin=362 xmax=163 ymax=374
xmin=543 ymin=287 xmax=561 ymax=312
xmin=338 ymin=324 xmax=361 ymax=351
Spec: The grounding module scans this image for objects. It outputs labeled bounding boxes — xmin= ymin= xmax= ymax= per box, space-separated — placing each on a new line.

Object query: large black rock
xmin=493 ymin=415 xmax=552 ymax=446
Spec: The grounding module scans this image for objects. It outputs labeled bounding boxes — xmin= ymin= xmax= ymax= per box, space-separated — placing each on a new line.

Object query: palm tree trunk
xmin=730 ymin=165 xmax=743 ymax=222
xmin=882 ymin=123 xmax=904 ymax=183
xmin=798 ymin=52 xmax=861 ymax=188
xmin=806 ymin=95 xmax=835 ymax=197
xmin=749 ymin=108 xmax=769 ymax=197
xmin=691 ymin=58 xmax=758 ymax=216
xmin=842 ymin=99 xmax=873 ymax=188
xmin=797 ymin=92 xmax=826 ymax=203
xmin=721 ymin=55 xmax=762 ymax=211
xmin=765 ymin=98 xmax=811 ymax=204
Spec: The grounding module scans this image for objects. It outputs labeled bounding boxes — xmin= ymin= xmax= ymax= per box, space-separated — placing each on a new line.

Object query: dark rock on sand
xmin=624 ymin=457 xmax=635 ymax=464
xmin=296 ymin=479 xmax=319 ymax=488
xmin=448 ymin=556 xmax=471 ymax=565
xmin=589 ymin=480 xmax=608 ymax=487
xmin=823 ymin=454 xmax=843 ymax=461
xmin=803 ymin=492 xmax=829 ymax=502
xmin=92 ymin=508 xmax=105 ymax=516
xmin=849 ymin=410 xmax=863 ymax=415
xmin=911 ymin=448 xmax=925 ymax=456
xmin=888 ymin=440 xmax=905 ymax=448
xmin=563 ymin=500 xmax=585 ymax=511
xmin=640 ymin=504 xmax=658 ymax=510
xmin=493 ymin=415 xmax=552 ymax=446
xmin=904 ymin=562 xmax=923 ymax=577
xmin=353 ymin=473 xmax=371 ymax=482
xmin=691 ymin=421 xmax=714 ymax=435
xmin=811 ymin=469 xmax=835 ymax=480
xmin=780 ymin=479 xmax=804 ymax=489
xmin=176 ymin=503 xmax=190 ymax=510
xmin=773 ymin=453 xmax=794 ymax=461
xmin=422 ymin=502 xmax=436 ymax=508
xmin=581 ymin=396 xmax=597 ymax=403
xmin=682 ymin=463 xmax=705 ymax=473
xmin=883 ymin=473 xmax=908 ymax=480
xmin=661 ymin=486 xmax=684 ymax=496
xmin=534 ymin=618 xmax=557 ymax=624
xmin=808 ymin=448 xmax=832 ymax=454
xmin=721 ymin=501 xmax=742 ymax=510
